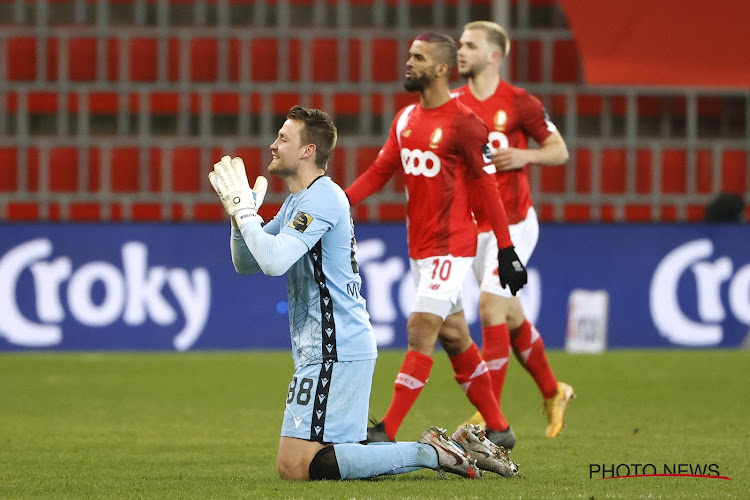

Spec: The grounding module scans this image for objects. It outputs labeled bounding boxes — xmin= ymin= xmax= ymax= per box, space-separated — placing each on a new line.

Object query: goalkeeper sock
xmin=331 ymin=442 xmax=438 ymax=479
xmin=381 ymin=350 xmax=433 ymax=440
xmin=511 ymin=320 xmax=558 ymax=399
xmin=450 ymin=342 xmax=509 ymax=431
xmin=481 ymin=323 xmax=511 ymax=404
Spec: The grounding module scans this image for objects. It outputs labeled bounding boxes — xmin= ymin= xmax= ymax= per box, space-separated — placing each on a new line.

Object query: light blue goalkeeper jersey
xmin=235 ymin=176 xmax=377 ymax=369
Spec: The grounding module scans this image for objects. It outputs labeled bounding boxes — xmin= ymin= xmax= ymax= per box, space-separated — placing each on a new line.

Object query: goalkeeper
xmin=209 ymin=105 xmax=520 ymax=481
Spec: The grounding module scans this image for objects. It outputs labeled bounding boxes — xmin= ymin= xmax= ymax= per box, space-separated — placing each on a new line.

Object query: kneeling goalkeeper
xmin=209 ymin=105 xmax=518 ymax=481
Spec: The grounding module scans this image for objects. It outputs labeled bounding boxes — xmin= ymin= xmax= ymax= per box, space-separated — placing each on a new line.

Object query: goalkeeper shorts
xmin=280 ymin=358 xmax=375 ymax=443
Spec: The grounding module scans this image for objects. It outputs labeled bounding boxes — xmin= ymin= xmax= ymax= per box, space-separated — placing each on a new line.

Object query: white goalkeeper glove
xmin=208 ymin=156 xmax=268 ymax=228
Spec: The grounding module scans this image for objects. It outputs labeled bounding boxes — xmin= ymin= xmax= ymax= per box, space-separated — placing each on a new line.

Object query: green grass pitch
xmin=1 ymin=349 xmax=747 ymax=498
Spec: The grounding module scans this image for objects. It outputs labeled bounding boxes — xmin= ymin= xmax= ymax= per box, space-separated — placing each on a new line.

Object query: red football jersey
xmin=453 ymin=80 xmax=557 ymax=227
xmin=346 ymin=98 xmax=509 ymax=259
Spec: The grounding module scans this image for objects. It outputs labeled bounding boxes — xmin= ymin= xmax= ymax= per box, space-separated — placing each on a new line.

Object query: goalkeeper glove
xmin=208 ymin=156 xmax=267 ymax=228
xmin=497 ymin=246 xmax=528 ymax=296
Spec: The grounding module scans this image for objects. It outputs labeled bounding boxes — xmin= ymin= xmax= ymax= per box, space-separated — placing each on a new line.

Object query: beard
xmin=268 ymin=158 xmax=297 ymax=178
xmin=458 ymin=66 xmax=476 ymax=79
xmin=403 ymin=72 xmax=432 ymax=92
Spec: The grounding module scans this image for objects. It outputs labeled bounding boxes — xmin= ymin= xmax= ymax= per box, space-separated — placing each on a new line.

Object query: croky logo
xmin=289 ymin=212 xmax=314 ymax=233
xmin=400 ymin=148 xmax=441 ymax=177
xmin=589 ymin=463 xmax=730 ymax=480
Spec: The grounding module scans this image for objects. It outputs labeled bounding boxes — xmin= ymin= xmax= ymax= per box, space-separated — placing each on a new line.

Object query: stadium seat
xmin=131 ymin=203 xmax=162 ymax=221
xmin=721 ymin=150 xmax=747 ymax=193
xmin=635 ymin=149 xmax=652 ymax=194
xmin=660 ymin=149 xmax=687 ymax=194
xmin=110 ymin=147 xmax=142 ymax=193
xmin=552 ymin=40 xmax=580 ymax=83
xmin=563 ymin=204 xmax=590 ymax=221
xmin=0 ymin=147 xmax=18 ymax=191
xmin=70 ymin=203 xmax=101 ymax=221
xmin=600 ymin=148 xmax=626 ymax=194
xmin=371 ymin=39 xmax=400 ymax=82
xmin=129 ymin=37 xmax=158 ymax=81
xmin=48 ymin=147 xmax=79 ymax=192
xmin=695 ymin=149 xmax=713 ymax=194
xmin=7 ymin=203 xmax=40 ymax=221
xmin=7 ymin=37 xmax=37 ymax=80
xmin=311 ymin=38 xmax=338 ymax=82
xmin=171 ymin=147 xmax=202 ymax=192
xmin=540 ymin=163 xmax=565 ymax=193
xmin=190 ymin=38 xmax=218 ymax=82
xmin=574 ymin=147 xmax=591 ymax=193
xmin=624 ymin=204 xmax=651 ymax=222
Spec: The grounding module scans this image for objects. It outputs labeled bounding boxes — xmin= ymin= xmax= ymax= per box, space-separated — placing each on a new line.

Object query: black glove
xmin=497 ymin=246 xmax=528 ymax=296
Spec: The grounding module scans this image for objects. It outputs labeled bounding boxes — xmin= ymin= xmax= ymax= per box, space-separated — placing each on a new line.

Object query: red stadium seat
xmin=131 ymin=203 xmax=162 ymax=221
xmin=371 ymin=39 xmax=400 ymax=82
xmin=0 ymin=147 xmax=19 ymax=191
xmin=661 ymin=149 xmax=687 ymax=194
xmin=7 ymin=37 xmax=37 ymax=80
xmin=110 ymin=147 xmax=142 ymax=193
xmin=574 ymin=147 xmax=591 ymax=193
xmin=129 ymin=37 xmax=158 ymax=81
xmin=563 ymin=204 xmax=590 ymax=221
xmin=48 ymin=147 xmax=79 ymax=192
xmin=312 ymin=38 xmax=338 ymax=82
xmin=721 ymin=150 xmax=747 ymax=193
xmin=600 ymin=148 xmax=626 ymax=194
xmin=695 ymin=149 xmax=713 ymax=194
xmin=540 ymin=163 xmax=565 ymax=193
xmin=635 ymin=149 xmax=652 ymax=194
xmin=624 ymin=204 xmax=651 ymax=222
xmin=552 ymin=40 xmax=580 ymax=83
xmin=190 ymin=38 xmax=218 ymax=82
xmin=70 ymin=203 xmax=101 ymax=221
xmin=7 ymin=203 xmax=40 ymax=221
xmin=171 ymin=147 xmax=202 ymax=192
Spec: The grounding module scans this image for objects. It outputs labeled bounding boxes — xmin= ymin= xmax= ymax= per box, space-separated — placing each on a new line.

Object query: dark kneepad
xmin=308 ymin=446 xmax=341 ymax=480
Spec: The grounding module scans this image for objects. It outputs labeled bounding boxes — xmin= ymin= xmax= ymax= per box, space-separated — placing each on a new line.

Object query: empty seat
xmin=539 ymin=163 xmax=564 ymax=193
xmin=48 ymin=147 xmax=79 ymax=192
xmin=624 ymin=204 xmax=651 ymax=222
xmin=721 ymin=150 xmax=747 ymax=193
xmin=171 ymin=147 xmax=202 ymax=192
xmin=552 ymin=40 xmax=580 ymax=83
xmin=660 ymin=149 xmax=687 ymax=194
xmin=574 ymin=147 xmax=591 ymax=193
xmin=131 ymin=203 xmax=162 ymax=221
xmin=129 ymin=37 xmax=158 ymax=81
xmin=600 ymin=148 xmax=626 ymax=194
xmin=0 ymin=147 xmax=18 ymax=191
xmin=695 ymin=149 xmax=713 ymax=194
xmin=563 ymin=204 xmax=590 ymax=222
xmin=190 ymin=38 xmax=218 ymax=81
xmin=312 ymin=38 xmax=338 ymax=82
xmin=371 ymin=39 xmax=400 ymax=82
xmin=110 ymin=147 xmax=141 ymax=192
xmin=7 ymin=37 xmax=37 ymax=80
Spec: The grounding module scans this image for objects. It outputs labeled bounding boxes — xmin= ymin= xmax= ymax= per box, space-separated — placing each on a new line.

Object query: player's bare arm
xmin=493 ymin=131 xmax=569 ymax=171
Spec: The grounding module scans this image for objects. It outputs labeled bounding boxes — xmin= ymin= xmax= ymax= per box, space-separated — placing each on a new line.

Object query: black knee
xmin=308 ymin=446 xmax=341 ymax=480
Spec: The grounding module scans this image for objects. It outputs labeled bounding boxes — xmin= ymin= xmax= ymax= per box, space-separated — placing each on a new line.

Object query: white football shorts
xmin=280 ymin=358 xmax=375 ymax=443
xmin=473 ymin=206 xmax=539 ymax=298
xmin=409 ymin=254 xmax=474 ymax=319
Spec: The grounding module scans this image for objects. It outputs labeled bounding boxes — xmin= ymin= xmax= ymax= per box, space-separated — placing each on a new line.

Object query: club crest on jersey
xmin=494 ymin=110 xmax=507 ymax=131
xmin=402 ymin=129 xmax=411 ymax=137
xmin=289 ymin=211 xmax=313 ymax=233
xmin=429 ymin=128 xmax=443 ymax=149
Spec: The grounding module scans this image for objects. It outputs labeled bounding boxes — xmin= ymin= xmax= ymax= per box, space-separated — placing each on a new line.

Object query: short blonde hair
xmin=464 ymin=20 xmax=510 ymax=58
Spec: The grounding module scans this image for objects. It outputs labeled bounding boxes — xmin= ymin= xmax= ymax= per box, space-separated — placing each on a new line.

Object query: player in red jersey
xmin=346 ymin=32 xmax=527 ymax=450
xmin=453 ymin=21 xmax=574 ymax=442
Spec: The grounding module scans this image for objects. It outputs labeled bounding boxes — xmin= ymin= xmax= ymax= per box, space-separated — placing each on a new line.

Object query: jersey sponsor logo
xmin=488 ymin=131 xmax=509 ymax=153
xmin=494 ymin=110 xmax=507 ymax=131
xmin=289 ymin=211 xmax=314 ymax=233
xmin=400 ymin=148 xmax=441 ymax=177
xmin=428 ymin=128 xmax=443 ymax=149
